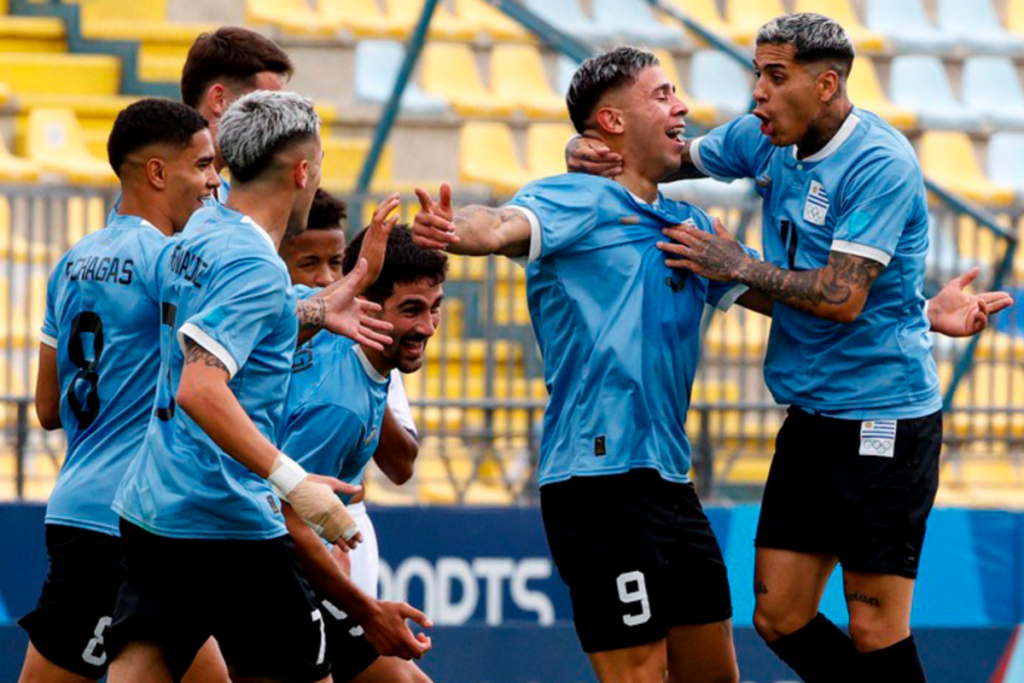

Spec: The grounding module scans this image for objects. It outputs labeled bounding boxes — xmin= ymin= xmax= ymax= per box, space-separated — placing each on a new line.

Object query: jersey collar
xmin=791 ymin=110 xmax=861 ymax=163
xmin=353 ymin=345 xmax=389 ymax=384
xmin=239 ymin=215 xmax=276 ymax=252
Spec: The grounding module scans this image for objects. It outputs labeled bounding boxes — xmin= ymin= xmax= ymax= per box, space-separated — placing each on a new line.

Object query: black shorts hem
xmin=20 ymin=628 xmax=100 ymax=679
xmin=753 ymin=537 xmax=835 ymax=556
xmin=580 ymin=627 xmax=668 ymax=654
xmin=839 ymin=562 xmax=919 ymax=580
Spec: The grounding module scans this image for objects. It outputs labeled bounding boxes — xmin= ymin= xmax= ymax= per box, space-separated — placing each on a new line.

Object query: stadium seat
xmin=793 ymin=0 xmax=886 ymax=52
xmin=724 ymin=0 xmax=785 ymax=44
xmin=591 ymin=0 xmax=688 ymax=47
xmin=523 ymin=0 xmax=616 ymax=44
xmin=0 ymin=15 xmax=65 ymax=53
xmin=936 ymin=0 xmax=1024 ymax=56
xmin=889 ymin=56 xmax=983 ymax=132
xmin=661 ymin=0 xmax=731 ymax=41
xmin=962 ymin=57 xmax=1024 ymax=130
xmin=247 ymin=0 xmax=341 ymax=35
xmin=319 ymin=136 xmax=393 ymax=192
xmin=353 ymin=41 xmax=449 ymax=115
xmin=526 ymin=122 xmax=574 ymax=181
xmin=1010 ymin=0 xmax=1024 ymax=36
xmin=421 ymin=43 xmax=517 ymax=117
xmin=689 ymin=50 xmax=752 ymax=119
xmin=25 ymin=108 xmax=117 ymax=185
xmin=0 ymin=137 xmax=41 ymax=183
xmin=864 ymin=0 xmax=958 ymax=54
xmin=14 ymin=94 xmax=138 ymax=159
xmin=987 ymin=132 xmax=1024 ymax=196
xmin=453 ymin=0 xmax=531 ymax=41
xmin=653 ymin=50 xmax=716 ymax=127
xmin=384 ymin=0 xmax=478 ymax=41
xmin=318 ymin=0 xmax=397 ymax=37
xmin=847 ymin=57 xmax=916 ymax=130
xmin=460 ymin=123 xmax=531 ymax=195
xmin=0 ymin=53 xmax=119 ymax=96
xmin=918 ymin=131 xmax=1015 ymax=206
xmin=490 ymin=45 xmax=564 ymax=120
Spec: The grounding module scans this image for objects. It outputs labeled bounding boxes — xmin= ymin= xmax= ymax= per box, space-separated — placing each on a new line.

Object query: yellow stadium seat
xmin=319 ymin=136 xmax=393 ymax=192
xmin=459 ymin=122 xmax=531 ymax=195
xmin=975 ymin=331 xmax=1024 ymax=363
xmin=0 ymin=136 xmax=41 ymax=183
xmin=0 ymin=53 xmax=119 ymax=96
xmin=386 ymin=0 xmax=477 ymax=40
xmin=1009 ymin=0 xmax=1024 ymax=36
xmin=421 ymin=43 xmax=517 ymax=117
xmin=526 ymin=122 xmax=574 ymax=178
xmin=793 ymin=0 xmax=886 ymax=52
xmin=918 ymin=131 xmax=1015 ymax=206
xmin=652 ymin=49 xmax=716 ymax=126
xmin=66 ymin=0 xmax=166 ymax=22
xmin=662 ymin=0 xmax=731 ymax=40
xmin=319 ymin=0 xmax=398 ymax=37
xmin=725 ymin=0 xmax=785 ymax=44
xmin=66 ymin=195 xmax=107 ymax=246
xmin=950 ymin=363 xmax=1024 ymax=439
xmin=0 ymin=16 xmax=65 ymax=52
xmin=491 ymin=44 xmax=564 ymax=119
xmin=455 ymin=0 xmax=531 ymax=41
xmin=25 ymin=108 xmax=117 ymax=185
xmin=247 ymin=0 xmax=341 ymax=35
xmin=847 ymin=57 xmax=916 ymax=129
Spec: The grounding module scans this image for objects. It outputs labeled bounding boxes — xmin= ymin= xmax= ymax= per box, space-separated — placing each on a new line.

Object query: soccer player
xmin=282 ymin=188 xmax=422 ymax=602
xmin=18 ymin=99 xmax=222 ymax=683
xmin=412 ymin=47 xmax=757 ymax=683
xmin=106 ymin=91 xmax=391 ymax=682
xmin=281 ymin=225 xmax=444 ymax=682
xmin=569 ymin=14 xmax=1012 ymax=682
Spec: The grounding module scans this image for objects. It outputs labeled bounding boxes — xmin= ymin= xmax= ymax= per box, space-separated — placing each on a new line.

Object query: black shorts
xmin=107 ymin=519 xmax=331 ymax=682
xmin=756 ymin=407 xmax=943 ymax=579
xmin=18 ymin=524 xmax=124 ymax=678
xmin=541 ymin=469 xmax=732 ymax=653
xmin=317 ymin=596 xmax=380 ymax=681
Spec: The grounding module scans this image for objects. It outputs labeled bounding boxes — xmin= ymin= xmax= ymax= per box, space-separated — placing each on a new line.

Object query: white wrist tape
xmin=268 ymin=453 xmax=307 ymax=499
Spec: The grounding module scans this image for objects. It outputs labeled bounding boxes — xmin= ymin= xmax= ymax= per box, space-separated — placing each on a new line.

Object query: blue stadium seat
xmin=889 ymin=56 xmax=983 ymax=131
xmin=962 ymin=57 xmax=1024 ymax=130
xmin=353 ymin=40 xmax=449 ymax=115
xmin=986 ymin=132 xmax=1024 ymax=194
xmin=524 ymin=0 xmax=616 ymax=43
xmin=864 ymin=0 xmax=958 ymax=54
xmin=590 ymin=0 xmax=689 ymax=47
xmin=689 ymin=50 xmax=751 ymax=119
xmin=936 ymin=0 xmax=1024 ymax=56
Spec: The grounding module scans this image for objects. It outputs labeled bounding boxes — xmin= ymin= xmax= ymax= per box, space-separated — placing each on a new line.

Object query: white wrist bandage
xmin=268 ymin=453 xmax=307 ymax=499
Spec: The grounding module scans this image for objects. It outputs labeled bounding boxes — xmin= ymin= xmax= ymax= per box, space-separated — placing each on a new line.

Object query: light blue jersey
xmin=113 ymin=204 xmax=297 ymax=540
xmin=690 ymin=109 xmax=941 ymax=419
xmin=280 ymin=334 xmax=389 ymax=504
xmin=107 ymin=176 xmax=230 ymax=224
xmin=42 ymin=214 xmax=165 ymax=536
xmin=508 ymin=174 xmax=748 ymax=487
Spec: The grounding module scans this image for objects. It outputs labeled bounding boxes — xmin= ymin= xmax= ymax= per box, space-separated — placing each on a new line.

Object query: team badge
xmin=859 ymin=419 xmax=896 ymax=457
xmin=803 ymin=180 xmax=829 ymax=226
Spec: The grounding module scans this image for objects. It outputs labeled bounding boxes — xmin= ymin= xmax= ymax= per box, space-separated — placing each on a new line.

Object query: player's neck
xmin=796 ymin=100 xmax=853 ymax=160
xmin=361 ymin=345 xmax=395 ymax=377
xmin=615 ymin=168 xmax=659 ymax=204
xmin=226 ymin=187 xmax=291 ymax=250
xmin=116 ymin=191 xmax=173 ymax=236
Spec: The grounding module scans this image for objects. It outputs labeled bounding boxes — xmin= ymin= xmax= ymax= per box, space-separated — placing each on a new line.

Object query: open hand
xmin=356 ymin=192 xmax=401 ymax=293
xmin=928 ymin=266 xmax=1014 ymax=337
xmin=412 ymin=183 xmax=458 ymax=250
xmin=566 ymin=134 xmax=623 ymax=177
xmin=362 ymin=599 xmax=434 ymax=660
xmin=657 ymin=218 xmax=748 ymax=282
xmin=319 ymin=259 xmax=394 ymax=350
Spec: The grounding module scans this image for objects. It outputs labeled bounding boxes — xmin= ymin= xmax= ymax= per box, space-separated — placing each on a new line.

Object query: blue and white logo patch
xmin=803 ymin=180 xmax=829 ymax=226
xmin=859 ymin=419 xmax=896 ymax=457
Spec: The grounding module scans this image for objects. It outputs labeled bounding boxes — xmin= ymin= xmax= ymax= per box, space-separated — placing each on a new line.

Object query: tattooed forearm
xmin=451 ymin=205 xmax=530 ymax=257
xmin=736 ymin=251 xmax=883 ymax=319
xmin=184 ymin=338 xmax=228 ymax=372
xmin=295 ymin=298 xmax=326 ymax=331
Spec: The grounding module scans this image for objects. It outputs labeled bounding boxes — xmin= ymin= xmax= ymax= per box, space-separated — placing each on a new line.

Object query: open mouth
xmin=401 ymin=339 xmax=425 ymax=358
xmin=666 ymin=124 xmax=686 ymax=144
xmin=753 ymin=110 xmax=775 ymax=137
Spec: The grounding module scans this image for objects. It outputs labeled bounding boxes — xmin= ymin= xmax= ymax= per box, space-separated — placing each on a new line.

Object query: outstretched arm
xmin=411 ymin=183 xmax=532 ymax=258
xmin=659 ymin=220 xmax=881 ymax=324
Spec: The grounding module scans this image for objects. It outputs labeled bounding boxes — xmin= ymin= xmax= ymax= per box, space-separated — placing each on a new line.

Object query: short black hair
xmin=181 ymin=26 xmax=293 ymax=108
xmin=107 ymin=98 xmax=210 ymax=177
xmin=342 ymin=226 xmax=448 ymax=303
xmin=566 ymin=46 xmax=659 ymax=134
xmin=307 ymin=188 xmax=348 ymax=231
xmin=756 ymin=13 xmax=855 ymax=78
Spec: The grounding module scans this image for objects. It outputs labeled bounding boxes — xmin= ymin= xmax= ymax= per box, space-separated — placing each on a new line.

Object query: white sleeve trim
xmin=40 ymin=332 xmax=57 ymax=348
xmin=503 ymin=205 xmax=542 ymax=267
xmin=688 ymin=136 xmax=735 ymax=184
xmin=714 ymin=284 xmax=750 ymax=312
xmin=830 ymin=240 xmax=892 ymax=267
xmin=178 ymin=322 xmax=240 ymax=379
xmin=387 ymin=371 xmax=418 ymax=436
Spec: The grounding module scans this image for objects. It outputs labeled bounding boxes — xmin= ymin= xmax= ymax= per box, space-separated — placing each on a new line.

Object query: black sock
xmin=858 ymin=635 xmax=926 ymax=683
xmin=766 ymin=613 xmax=859 ymax=683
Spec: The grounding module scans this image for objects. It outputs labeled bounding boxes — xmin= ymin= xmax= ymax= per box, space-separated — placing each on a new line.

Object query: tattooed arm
xmin=411 ymin=183 xmax=532 ymax=258
xmin=176 ymin=338 xmax=281 ymax=477
xmin=658 ymin=220 xmax=882 ymax=324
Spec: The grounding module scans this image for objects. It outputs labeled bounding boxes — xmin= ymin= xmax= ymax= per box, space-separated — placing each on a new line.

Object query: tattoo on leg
xmin=295 ymin=298 xmax=326 ymax=331
xmin=846 ymin=592 xmax=882 ymax=608
xmin=755 ymin=581 xmax=769 ymax=595
xmin=183 ymin=338 xmax=228 ymax=372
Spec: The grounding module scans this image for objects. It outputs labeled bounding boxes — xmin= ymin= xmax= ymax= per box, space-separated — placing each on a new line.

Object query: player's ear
xmin=817 ymin=68 xmax=839 ymax=103
xmin=595 ymin=106 xmax=624 ymax=136
xmin=294 ymin=157 xmax=309 ymax=189
xmin=146 ymin=157 xmax=168 ymax=190
xmin=206 ymin=83 xmax=228 ymax=118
